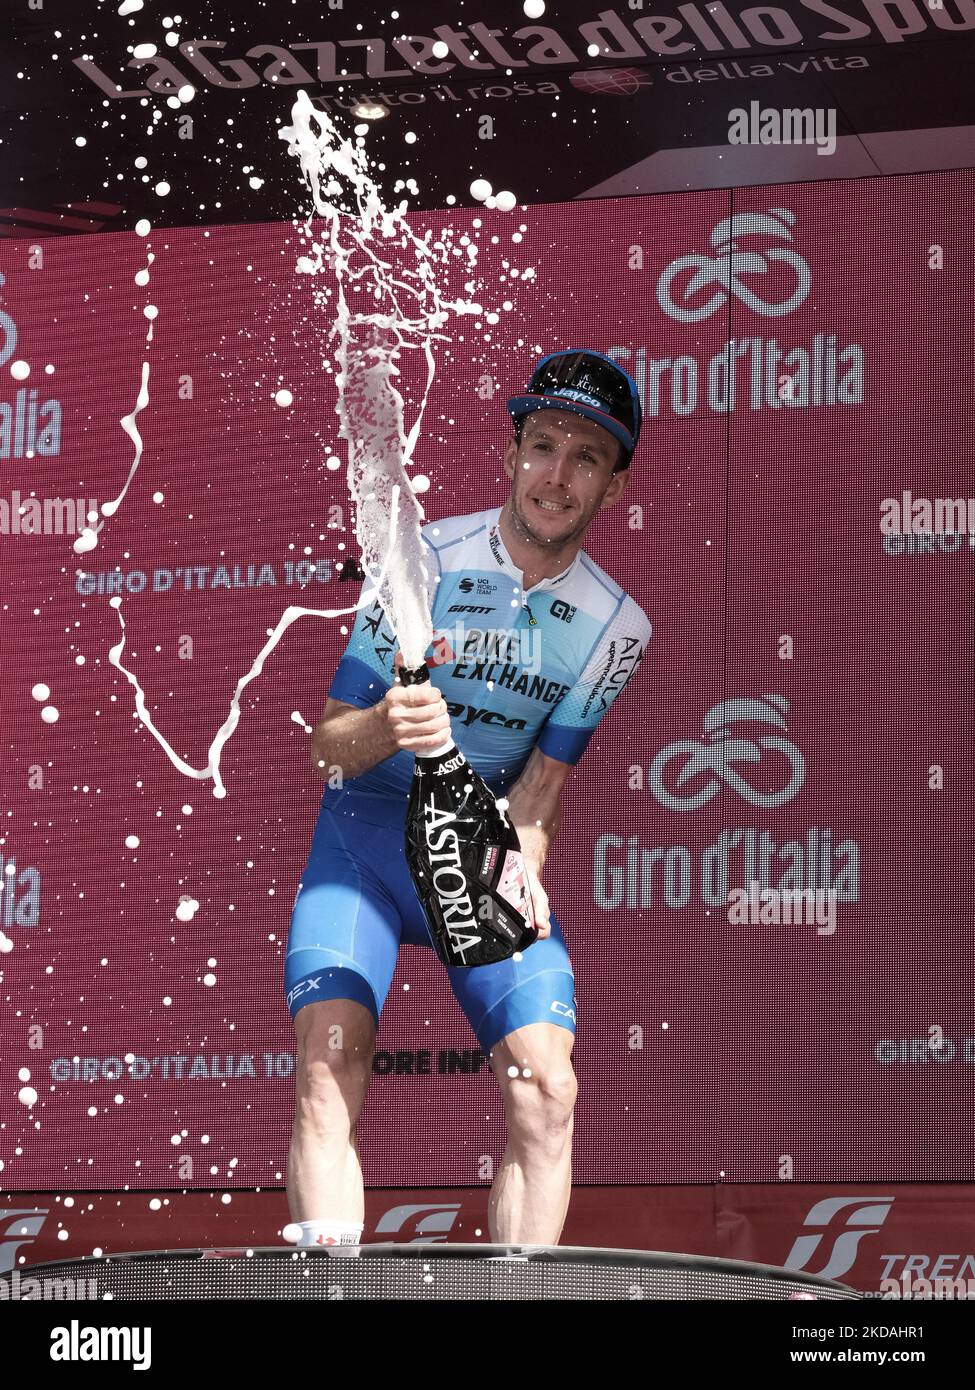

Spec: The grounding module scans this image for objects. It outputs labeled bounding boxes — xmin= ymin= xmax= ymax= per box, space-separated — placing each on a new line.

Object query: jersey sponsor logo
xmin=429 ymin=626 xmax=541 ymax=672
xmin=445 ymin=700 xmax=528 ymax=731
xmin=362 ymin=599 xmax=397 ymax=668
xmin=550 ymin=599 xmax=577 ymax=623
xmin=488 ymin=525 xmax=506 ymax=568
xmin=286 ymin=975 xmax=323 ymax=1011
xmin=458 ymin=576 xmax=500 ymax=596
xmin=582 ymin=635 xmax=644 ymax=718
xmin=550 ymin=999 xmax=577 ymax=1024
xmin=447 ymin=604 xmax=495 ymax=615
xmin=453 ymin=626 xmax=541 ymax=669
xmin=450 ymin=661 xmax=570 ymax=706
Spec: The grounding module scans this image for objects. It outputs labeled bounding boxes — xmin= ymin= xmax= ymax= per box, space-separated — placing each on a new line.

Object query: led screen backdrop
xmin=1 ymin=168 xmax=972 ymax=1192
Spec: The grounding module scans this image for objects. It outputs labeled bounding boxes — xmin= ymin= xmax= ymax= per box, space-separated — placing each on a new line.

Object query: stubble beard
xmin=509 ymin=481 xmax=597 ymax=551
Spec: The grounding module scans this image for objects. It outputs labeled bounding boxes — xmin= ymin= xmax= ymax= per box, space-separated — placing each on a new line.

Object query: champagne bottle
xmin=399 ymin=663 xmax=538 ymax=968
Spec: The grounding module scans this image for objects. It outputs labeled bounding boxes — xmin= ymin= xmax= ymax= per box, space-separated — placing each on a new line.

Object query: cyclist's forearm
xmin=310 ymin=702 xmax=399 ymax=781
xmin=506 ymin=767 xmax=563 ymax=872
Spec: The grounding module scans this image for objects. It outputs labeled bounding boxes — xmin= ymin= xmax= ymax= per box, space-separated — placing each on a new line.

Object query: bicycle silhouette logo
xmin=650 ymin=694 xmax=805 ymax=810
xmin=0 ymin=272 xmax=17 ymax=369
xmin=656 ymin=208 xmax=811 ymax=323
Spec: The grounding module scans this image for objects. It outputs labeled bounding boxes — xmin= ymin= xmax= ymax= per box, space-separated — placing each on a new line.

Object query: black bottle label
xmin=399 ymin=663 xmax=537 ymax=967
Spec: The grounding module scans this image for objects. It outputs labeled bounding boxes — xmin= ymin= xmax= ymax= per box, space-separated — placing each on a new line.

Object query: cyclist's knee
xmin=294 ymin=998 xmax=376 ymax=1110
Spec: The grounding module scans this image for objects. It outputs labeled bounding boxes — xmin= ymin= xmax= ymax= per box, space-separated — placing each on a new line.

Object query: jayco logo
xmin=650 ymin=695 xmax=805 ymax=810
xmin=655 ymin=209 xmax=811 ymax=323
xmin=0 ymin=273 xmax=63 ymax=460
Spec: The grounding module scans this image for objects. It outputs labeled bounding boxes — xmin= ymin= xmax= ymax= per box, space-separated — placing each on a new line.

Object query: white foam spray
xmin=88 ymin=90 xmax=514 ymax=796
xmin=278 ymin=89 xmax=485 ymax=667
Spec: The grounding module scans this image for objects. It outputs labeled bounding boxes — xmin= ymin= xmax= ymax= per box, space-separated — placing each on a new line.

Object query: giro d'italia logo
xmin=0 ymin=272 xmax=17 ymax=368
xmin=650 ymin=695 xmax=805 ymax=811
xmin=568 ymin=67 xmax=653 ymax=97
xmin=656 ymin=208 xmax=811 ymax=323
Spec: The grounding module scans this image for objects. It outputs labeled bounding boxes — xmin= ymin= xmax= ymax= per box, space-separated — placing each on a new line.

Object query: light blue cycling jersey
xmin=327 ymin=505 xmax=651 ymax=796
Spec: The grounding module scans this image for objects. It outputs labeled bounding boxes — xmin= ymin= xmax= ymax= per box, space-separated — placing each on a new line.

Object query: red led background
xmin=1 ymin=168 xmax=972 ymax=1192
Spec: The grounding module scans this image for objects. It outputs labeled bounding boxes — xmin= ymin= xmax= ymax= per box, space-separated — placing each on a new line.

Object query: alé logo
xmin=783 ymin=1197 xmax=894 ymax=1280
xmin=374 ymin=1203 xmax=461 ymax=1243
xmin=0 ymin=1209 xmax=49 ymax=1273
xmin=656 ymin=209 xmax=811 ymax=324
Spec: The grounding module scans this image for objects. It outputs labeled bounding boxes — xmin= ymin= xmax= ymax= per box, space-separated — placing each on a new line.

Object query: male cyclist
xmin=285 ymin=350 xmax=651 ymax=1249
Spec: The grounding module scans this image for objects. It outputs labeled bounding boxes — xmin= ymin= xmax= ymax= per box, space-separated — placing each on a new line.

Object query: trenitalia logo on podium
xmin=785 ymin=1196 xmax=894 ymax=1281
xmin=610 ymin=208 xmax=864 ymax=420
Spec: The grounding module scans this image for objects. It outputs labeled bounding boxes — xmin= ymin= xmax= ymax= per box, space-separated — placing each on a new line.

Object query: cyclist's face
xmin=502 ymin=410 xmax=628 ymax=546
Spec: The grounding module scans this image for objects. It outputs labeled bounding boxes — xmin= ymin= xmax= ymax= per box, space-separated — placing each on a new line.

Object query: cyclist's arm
xmin=310 ymin=669 xmax=452 ymax=781
xmin=309 ymin=697 xmax=400 ymax=781
xmin=505 ymin=746 xmax=573 ymax=873
xmin=508 ymin=595 xmax=651 ymax=871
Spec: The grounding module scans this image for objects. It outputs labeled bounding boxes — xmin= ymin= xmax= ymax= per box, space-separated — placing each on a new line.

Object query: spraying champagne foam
xmin=279 ymin=89 xmax=485 ymax=668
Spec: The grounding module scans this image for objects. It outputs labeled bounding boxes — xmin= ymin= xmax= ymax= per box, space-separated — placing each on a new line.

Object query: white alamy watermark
xmin=727 ymin=101 xmax=837 ymax=156
xmin=0 ymin=491 xmax=99 ymax=537
xmin=880 ymin=492 xmax=975 ymax=555
xmin=435 ymin=620 xmax=544 ymax=676
xmin=49 ymin=1320 xmax=150 ymax=1370
xmin=0 ymin=1269 xmax=99 ymax=1300
xmin=880 ymin=1272 xmax=975 ymax=1300
xmin=727 ymin=880 xmax=838 ymax=936
xmin=880 ymin=491 xmax=975 ymax=535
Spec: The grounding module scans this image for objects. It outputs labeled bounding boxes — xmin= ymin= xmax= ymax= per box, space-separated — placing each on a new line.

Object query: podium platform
xmin=11 ymin=1244 xmax=861 ymax=1300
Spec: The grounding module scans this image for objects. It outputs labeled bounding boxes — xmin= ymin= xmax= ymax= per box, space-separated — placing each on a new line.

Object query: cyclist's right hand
xmin=384 ymin=650 xmax=452 ymax=754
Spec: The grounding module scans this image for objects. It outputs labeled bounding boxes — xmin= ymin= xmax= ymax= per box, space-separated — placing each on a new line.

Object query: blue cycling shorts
xmin=285 ymin=787 xmax=577 ymax=1057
